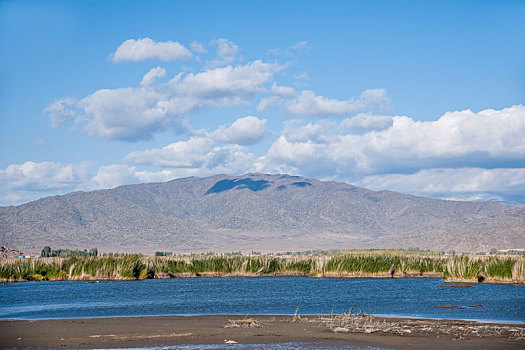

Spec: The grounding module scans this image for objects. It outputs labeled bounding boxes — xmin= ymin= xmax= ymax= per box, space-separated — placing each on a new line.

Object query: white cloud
xmin=258 ymin=88 xmax=390 ymax=115
xmin=125 ymin=137 xmax=216 ymax=168
xmin=44 ymin=98 xmax=77 ymax=128
xmin=357 ymin=168 xmax=525 ymax=202
xmin=211 ymin=116 xmax=270 ymax=145
xmin=268 ymin=41 xmax=311 ymax=56
xmin=124 ymin=136 xmax=256 ymax=172
xmin=177 ymin=60 xmax=279 ymax=103
xmin=0 ymin=161 xmax=94 ymax=204
xmin=207 ymin=38 xmax=239 ymax=67
xmin=0 ymin=161 xmax=92 ymax=191
xmin=260 ymin=105 xmax=525 ymax=177
xmin=124 ymin=115 xmax=268 ymax=167
xmin=294 ymin=72 xmax=309 ymax=80
xmin=110 ymin=38 xmax=192 ymax=62
xmin=91 ymin=164 xmax=141 ymax=189
xmin=140 ymin=67 xmax=167 ymax=86
xmin=291 ymin=40 xmax=311 ymax=52
xmin=257 ymin=96 xmax=280 ymax=112
xmin=284 ymin=88 xmax=390 ymax=116
xmin=47 ymin=60 xmax=281 ymax=141
xmin=78 ymin=85 xmax=192 ymax=141
xmin=257 ymin=83 xmax=296 ymax=112
xmin=0 ymin=161 xmax=149 ymax=205
xmin=0 ymin=161 xmax=189 ymax=205
xmin=341 ymin=113 xmax=393 ymax=131
xmin=281 ymin=120 xmax=336 ymax=143
xmin=190 ymin=41 xmax=206 ymax=53
xmin=270 ymin=83 xmax=295 ymax=97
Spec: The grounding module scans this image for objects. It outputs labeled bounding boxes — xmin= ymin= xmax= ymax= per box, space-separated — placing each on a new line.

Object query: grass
xmin=1 ymin=252 xmax=523 ymax=283
xmin=443 ymin=255 xmax=524 ymax=282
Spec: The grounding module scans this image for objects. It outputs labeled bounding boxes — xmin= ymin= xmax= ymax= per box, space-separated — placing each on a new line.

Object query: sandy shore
xmin=1 ymin=315 xmax=524 ymax=349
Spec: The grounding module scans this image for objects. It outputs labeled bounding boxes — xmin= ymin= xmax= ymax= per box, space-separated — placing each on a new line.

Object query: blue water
xmin=0 ymin=277 xmax=523 ymax=323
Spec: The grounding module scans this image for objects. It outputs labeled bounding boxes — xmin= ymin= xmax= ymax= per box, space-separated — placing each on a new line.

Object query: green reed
xmin=1 ymin=253 xmax=523 ymax=282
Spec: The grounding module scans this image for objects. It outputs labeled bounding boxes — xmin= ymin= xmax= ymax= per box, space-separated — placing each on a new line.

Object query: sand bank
xmin=1 ymin=315 xmax=523 ymax=349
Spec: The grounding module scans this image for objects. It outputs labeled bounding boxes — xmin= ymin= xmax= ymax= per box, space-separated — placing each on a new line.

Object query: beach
xmin=1 ymin=315 xmax=523 ymax=349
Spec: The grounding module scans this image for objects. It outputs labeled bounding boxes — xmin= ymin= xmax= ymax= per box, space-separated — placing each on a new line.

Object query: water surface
xmin=1 ymin=277 xmax=523 ymax=322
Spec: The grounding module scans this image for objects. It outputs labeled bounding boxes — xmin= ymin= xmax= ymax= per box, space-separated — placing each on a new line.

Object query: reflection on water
xmin=1 ymin=277 xmax=523 ymax=323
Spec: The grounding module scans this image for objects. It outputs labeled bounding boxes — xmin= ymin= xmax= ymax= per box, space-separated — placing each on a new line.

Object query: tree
xmin=41 ymin=246 xmax=51 ymax=257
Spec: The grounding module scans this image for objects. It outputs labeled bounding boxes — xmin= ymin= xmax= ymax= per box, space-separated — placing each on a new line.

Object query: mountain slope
xmin=0 ymin=173 xmax=523 ymax=253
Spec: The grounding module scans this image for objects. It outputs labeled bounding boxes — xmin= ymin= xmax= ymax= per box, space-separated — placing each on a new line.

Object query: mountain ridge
xmin=1 ymin=173 xmax=523 ymax=253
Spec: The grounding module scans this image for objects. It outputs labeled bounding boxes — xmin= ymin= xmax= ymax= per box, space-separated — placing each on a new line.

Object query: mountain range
xmin=1 ymin=173 xmax=523 ymax=253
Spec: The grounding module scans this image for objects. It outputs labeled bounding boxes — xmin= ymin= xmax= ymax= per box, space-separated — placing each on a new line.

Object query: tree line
xmin=40 ymin=246 xmax=98 ymax=258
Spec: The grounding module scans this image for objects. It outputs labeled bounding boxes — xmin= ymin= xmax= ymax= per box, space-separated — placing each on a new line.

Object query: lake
xmin=0 ymin=277 xmax=523 ymax=323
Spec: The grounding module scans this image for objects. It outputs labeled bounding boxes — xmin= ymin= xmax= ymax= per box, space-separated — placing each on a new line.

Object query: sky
xmin=1 ymin=0 xmax=525 ymax=206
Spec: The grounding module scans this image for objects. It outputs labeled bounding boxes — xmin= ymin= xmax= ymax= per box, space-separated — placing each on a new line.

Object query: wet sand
xmin=1 ymin=315 xmax=523 ymax=349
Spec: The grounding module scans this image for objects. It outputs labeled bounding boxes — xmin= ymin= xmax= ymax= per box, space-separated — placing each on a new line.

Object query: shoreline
xmin=2 ymin=272 xmax=524 ymax=285
xmin=2 ymin=313 xmax=523 ymax=325
xmin=1 ymin=314 xmax=523 ymax=349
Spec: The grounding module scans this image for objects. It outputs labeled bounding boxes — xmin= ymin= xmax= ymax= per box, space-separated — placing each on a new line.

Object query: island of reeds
xmin=1 ymin=250 xmax=524 ymax=284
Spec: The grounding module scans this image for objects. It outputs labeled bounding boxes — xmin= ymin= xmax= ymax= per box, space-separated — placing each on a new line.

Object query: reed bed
xmin=1 ymin=253 xmax=523 ymax=283
xmin=443 ymin=255 xmax=524 ymax=282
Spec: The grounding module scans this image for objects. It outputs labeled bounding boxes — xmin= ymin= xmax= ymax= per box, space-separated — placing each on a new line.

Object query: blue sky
xmin=1 ymin=0 xmax=525 ymax=205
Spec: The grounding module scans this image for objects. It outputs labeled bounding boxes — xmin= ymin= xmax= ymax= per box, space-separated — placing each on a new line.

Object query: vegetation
xmin=1 ymin=252 xmax=524 ymax=283
xmin=154 ymin=251 xmax=173 ymax=257
xmin=40 ymin=246 xmax=98 ymax=258
xmin=443 ymin=255 xmax=525 ymax=282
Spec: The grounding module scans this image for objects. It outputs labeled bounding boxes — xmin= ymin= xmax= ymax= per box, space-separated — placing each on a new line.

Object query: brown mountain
xmin=0 ymin=245 xmax=24 ymax=259
xmin=0 ymin=173 xmax=523 ymax=253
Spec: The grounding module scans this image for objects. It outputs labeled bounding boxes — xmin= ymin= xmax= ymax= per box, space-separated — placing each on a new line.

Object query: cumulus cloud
xmin=207 ymin=38 xmax=239 ymax=67
xmin=91 ymin=164 xmax=141 ymax=189
xmin=140 ymin=67 xmax=167 ymax=86
xmin=0 ymin=161 xmax=182 ymax=205
xmin=211 ymin=116 xmax=270 ymax=145
xmin=341 ymin=113 xmax=394 ymax=131
xmin=270 ymin=83 xmax=295 ymax=97
xmin=0 ymin=162 xmax=138 ymax=205
xmin=258 ymin=88 xmax=390 ymax=116
xmin=77 ymin=85 xmax=192 ymax=141
xmin=46 ymin=60 xmax=281 ymax=141
xmin=110 ymin=38 xmax=192 ymax=62
xmin=357 ymin=168 xmax=525 ymax=203
xmin=0 ymin=161 xmax=92 ymax=191
xmin=260 ymin=105 xmax=525 ymax=178
xmin=0 ymin=161 xmax=93 ymax=205
xmin=177 ymin=60 xmax=279 ymax=103
xmin=124 ymin=116 xmax=268 ymax=167
xmin=124 ymin=137 xmax=256 ymax=173
xmin=257 ymin=83 xmax=296 ymax=112
xmin=284 ymin=88 xmax=390 ymax=116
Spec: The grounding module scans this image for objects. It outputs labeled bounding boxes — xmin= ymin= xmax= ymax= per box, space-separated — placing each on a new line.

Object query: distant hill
xmin=0 ymin=245 xmax=24 ymax=259
xmin=0 ymin=174 xmax=524 ymax=253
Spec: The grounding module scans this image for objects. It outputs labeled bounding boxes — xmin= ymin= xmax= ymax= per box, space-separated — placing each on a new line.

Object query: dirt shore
xmin=1 ymin=315 xmax=523 ymax=349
